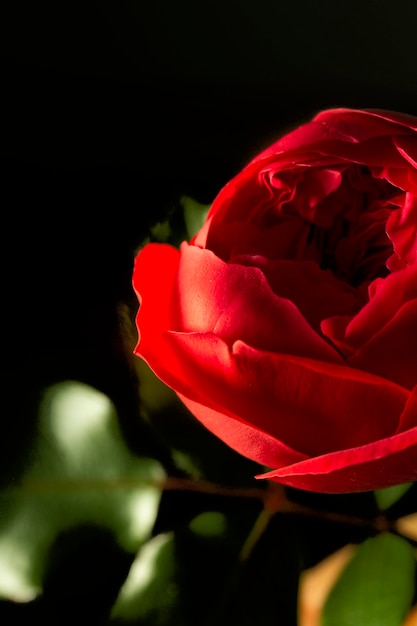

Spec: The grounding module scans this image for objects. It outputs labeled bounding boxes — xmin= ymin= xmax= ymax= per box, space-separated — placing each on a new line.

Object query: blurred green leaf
xmin=111 ymin=510 xmax=233 ymax=625
xmin=189 ymin=511 xmax=228 ymax=537
xmin=111 ymin=532 xmax=183 ymax=625
xmin=0 ymin=381 xmax=165 ymax=603
xmin=374 ymin=483 xmax=413 ymax=511
xmin=180 ymin=196 xmax=211 ymax=239
xmin=112 ymin=503 xmax=301 ymax=626
xmin=321 ymin=533 xmax=415 ymax=626
xmin=149 ymin=219 xmax=173 ymax=243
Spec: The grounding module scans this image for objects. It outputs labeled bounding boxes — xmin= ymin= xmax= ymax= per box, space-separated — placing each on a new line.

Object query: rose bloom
xmin=133 ymin=108 xmax=417 ymax=493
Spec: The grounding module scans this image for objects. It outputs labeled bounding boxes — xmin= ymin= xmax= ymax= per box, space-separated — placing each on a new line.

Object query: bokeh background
xmin=2 ymin=2 xmax=417 ymax=624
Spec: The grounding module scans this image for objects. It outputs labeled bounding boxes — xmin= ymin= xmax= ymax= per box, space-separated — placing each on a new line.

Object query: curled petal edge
xmin=258 ymin=406 xmax=417 ymax=494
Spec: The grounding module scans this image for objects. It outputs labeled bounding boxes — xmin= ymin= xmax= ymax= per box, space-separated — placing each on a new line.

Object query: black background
xmin=2 ymin=1 xmax=417 ymax=623
xmin=3 ymin=0 xmax=417 ymax=400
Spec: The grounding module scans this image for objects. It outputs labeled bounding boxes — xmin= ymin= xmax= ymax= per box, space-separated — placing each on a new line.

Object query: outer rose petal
xmin=133 ymin=243 xmax=181 ymax=351
xmin=196 ymin=218 xmax=311 ymax=263
xmin=251 ymin=109 xmax=417 ymax=164
xmin=155 ymin=334 xmax=408 ymax=458
xmin=134 ymin=241 xmax=342 ymax=363
xmin=177 ymin=392 xmax=308 ymax=470
xmin=313 ymin=108 xmax=417 ymax=137
xmin=259 ymin=410 xmax=417 ymax=495
xmin=250 ymin=109 xmax=416 ymax=168
xmin=258 ymin=429 xmax=417 ymax=493
xmin=259 ymin=387 xmax=417 ymax=494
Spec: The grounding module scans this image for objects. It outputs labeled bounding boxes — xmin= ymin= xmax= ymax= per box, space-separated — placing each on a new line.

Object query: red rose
xmin=133 ymin=108 xmax=417 ymax=493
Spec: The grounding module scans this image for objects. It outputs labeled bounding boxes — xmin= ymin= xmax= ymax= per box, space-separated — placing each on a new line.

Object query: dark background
xmin=4 ymin=0 xmax=417 ymax=397
xmin=3 ymin=0 xmax=417 ymax=390
xmin=2 ymin=1 xmax=417 ymax=623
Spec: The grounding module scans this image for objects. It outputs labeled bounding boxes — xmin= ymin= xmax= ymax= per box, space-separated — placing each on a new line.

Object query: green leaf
xmin=189 ymin=511 xmax=228 ymax=538
xmin=111 ymin=532 xmax=183 ymax=625
xmin=149 ymin=219 xmax=173 ymax=243
xmin=111 ymin=510 xmax=232 ymax=625
xmin=0 ymin=381 xmax=165 ymax=603
xmin=112 ymin=504 xmax=301 ymax=626
xmin=374 ymin=483 xmax=413 ymax=511
xmin=180 ymin=195 xmax=211 ymax=239
xmin=321 ymin=533 xmax=416 ymax=626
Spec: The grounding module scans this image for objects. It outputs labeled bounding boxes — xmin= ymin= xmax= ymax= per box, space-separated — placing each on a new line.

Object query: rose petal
xmin=361 ymin=109 xmax=417 ymax=130
xmin=372 ymin=166 xmax=417 ymax=195
xmin=177 ymin=392 xmax=308 ymax=470
xmin=201 ymin=218 xmax=311 ymax=263
xmin=251 ymin=109 xmax=417 ymax=165
xmin=233 ymin=256 xmax=361 ymax=334
xmin=386 ymin=192 xmax=417 ymax=266
xmin=259 ymin=421 xmax=417 ymax=494
xmin=348 ymin=300 xmax=417 ymax=390
xmin=330 ymin=265 xmax=417 ymax=352
xmin=202 ymin=160 xmax=271 ymax=227
xmin=206 ymin=109 xmax=417 ymax=232
xmin=171 ymin=244 xmax=342 ymax=361
xmin=320 ymin=314 xmax=357 ymax=358
xmin=314 ymin=108 xmax=417 ymax=138
xmin=397 ymin=385 xmax=417 ymax=432
xmin=133 ymin=243 xmax=181 ymax=349
xmin=394 ymin=135 xmax=417 ymax=168
xmin=308 ymin=137 xmax=408 ymax=168
xmin=158 ymin=334 xmax=408 ymax=457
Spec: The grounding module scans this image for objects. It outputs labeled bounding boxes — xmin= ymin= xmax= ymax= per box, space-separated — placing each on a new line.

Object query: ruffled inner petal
xmin=394 ymin=135 xmax=417 ymax=168
xmin=322 ymin=265 xmax=417 ymax=355
xmin=348 ymin=300 xmax=417 ymax=390
xmin=386 ymin=192 xmax=417 ymax=267
xmin=202 ymin=218 xmax=311 ymax=263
